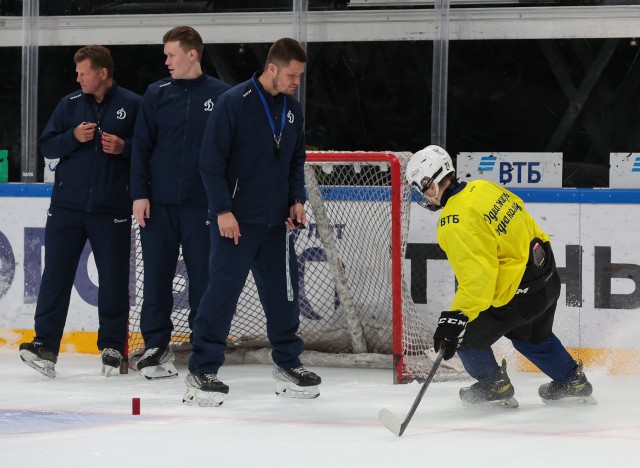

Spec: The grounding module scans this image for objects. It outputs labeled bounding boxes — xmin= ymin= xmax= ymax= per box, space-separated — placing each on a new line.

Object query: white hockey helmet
xmin=406 ymin=145 xmax=455 ymax=211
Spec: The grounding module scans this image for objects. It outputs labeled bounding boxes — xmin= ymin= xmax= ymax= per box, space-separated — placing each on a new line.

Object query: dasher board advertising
xmin=610 ymin=153 xmax=640 ymax=188
xmin=457 ymin=152 xmax=563 ymax=188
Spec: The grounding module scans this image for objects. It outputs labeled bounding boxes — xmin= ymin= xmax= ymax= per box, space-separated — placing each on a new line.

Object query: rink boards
xmin=0 ymin=184 xmax=639 ymax=373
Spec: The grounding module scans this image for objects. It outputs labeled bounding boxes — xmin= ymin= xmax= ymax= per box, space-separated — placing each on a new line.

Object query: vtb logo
xmin=477 ymin=155 xmax=497 ymax=173
xmin=500 ymin=162 xmax=541 ymax=184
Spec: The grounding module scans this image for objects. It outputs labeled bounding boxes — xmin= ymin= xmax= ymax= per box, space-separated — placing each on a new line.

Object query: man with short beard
xmin=186 ymin=38 xmax=321 ymax=407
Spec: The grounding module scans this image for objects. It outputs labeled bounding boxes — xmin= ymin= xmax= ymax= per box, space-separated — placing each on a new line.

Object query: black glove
xmin=433 ymin=311 xmax=468 ymax=360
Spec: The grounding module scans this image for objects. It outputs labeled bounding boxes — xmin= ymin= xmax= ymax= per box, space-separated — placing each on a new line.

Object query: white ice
xmin=1 ymin=348 xmax=638 ymax=468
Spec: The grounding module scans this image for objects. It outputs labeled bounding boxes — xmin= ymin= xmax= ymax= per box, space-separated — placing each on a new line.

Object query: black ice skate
xmin=538 ymin=360 xmax=596 ymax=405
xmin=459 ymin=359 xmax=519 ymax=408
xmin=135 ymin=346 xmax=178 ymax=380
xmin=273 ymin=365 xmax=321 ymax=399
xmin=101 ymin=348 xmax=123 ymax=377
xmin=183 ymin=372 xmax=229 ymax=407
xmin=19 ymin=341 xmax=57 ymax=378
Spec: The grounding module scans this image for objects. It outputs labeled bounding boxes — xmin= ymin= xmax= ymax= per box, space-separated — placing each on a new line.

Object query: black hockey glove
xmin=433 ymin=311 xmax=468 ymax=360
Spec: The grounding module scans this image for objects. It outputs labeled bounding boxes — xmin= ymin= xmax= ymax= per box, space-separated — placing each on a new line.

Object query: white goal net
xmin=129 ymin=151 xmax=460 ymax=382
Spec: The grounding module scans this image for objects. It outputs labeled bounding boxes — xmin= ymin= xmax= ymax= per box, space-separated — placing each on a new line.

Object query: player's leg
xmin=184 ymin=222 xmax=257 ymax=406
xmin=20 ymin=207 xmax=86 ymax=377
xmin=457 ymin=304 xmax=525 ymax=407
xmin=512 ymin=335 xmax=594 ymax=404
xmin=136 ymin=204 xmax=180 ymax=379
xmin=456 ymin=346 xmax=518 ymax=407
xmin=87 ymin=211 xmax=131 ymax=376
xmin=508 ymin=271 xmax=595 ymax=404
xmin=177 ymin=203 xmax=210 ymax=333
xmin=253 ymin=226 xmax=320 ymax=399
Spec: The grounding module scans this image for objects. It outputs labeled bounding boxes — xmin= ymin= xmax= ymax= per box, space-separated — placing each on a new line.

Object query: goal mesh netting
xmin=128 ymin=151 xmax=454 ymax=382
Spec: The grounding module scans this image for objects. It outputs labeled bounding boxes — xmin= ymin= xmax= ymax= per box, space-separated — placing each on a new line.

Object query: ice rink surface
xmin=1 ymin=347 xmax=639 ymax=468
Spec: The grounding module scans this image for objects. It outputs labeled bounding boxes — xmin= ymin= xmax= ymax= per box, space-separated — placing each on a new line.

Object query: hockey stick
xmin=378 ymin=348 xmax=445 ymax=436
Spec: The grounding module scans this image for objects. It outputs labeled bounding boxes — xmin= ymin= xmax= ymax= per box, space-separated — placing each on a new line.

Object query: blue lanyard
xmin=252 ymin=76 xmax=287 ymax=158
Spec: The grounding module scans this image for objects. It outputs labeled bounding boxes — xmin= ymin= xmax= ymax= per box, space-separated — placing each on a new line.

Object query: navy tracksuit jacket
xmin=131 ymin=73 xmax=231 ymax=348
xmin=36 ymin=83 xmax=141 ymax=354
xmin=190 ymin=72 xmax=307 ymax=374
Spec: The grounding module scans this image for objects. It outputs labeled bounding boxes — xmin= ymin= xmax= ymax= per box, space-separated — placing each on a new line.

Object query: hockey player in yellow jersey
xmin=406 ymin=145 xmax=595 ymax=406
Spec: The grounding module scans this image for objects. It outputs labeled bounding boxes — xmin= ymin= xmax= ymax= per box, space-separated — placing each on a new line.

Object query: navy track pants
xmin=138 ymin=203 xmax=210 ymax=348
xmin=34 ymin=206 xmax=131 ymax=354
xmin=189 ymin=223 xmax=304 ymax=374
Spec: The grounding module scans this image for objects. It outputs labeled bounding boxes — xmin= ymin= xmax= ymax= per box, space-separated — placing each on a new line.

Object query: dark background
xmin=2 ymin=37 xmax=639 ymax=186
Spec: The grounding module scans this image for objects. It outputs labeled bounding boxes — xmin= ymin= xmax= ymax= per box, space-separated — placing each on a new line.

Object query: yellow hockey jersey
xmin=437 ymin=180 xmax=550 ymax=322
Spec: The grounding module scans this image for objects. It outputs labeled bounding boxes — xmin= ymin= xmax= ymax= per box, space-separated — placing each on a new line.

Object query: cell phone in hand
xmin=292 ymin=219 xmax=306 ymax=230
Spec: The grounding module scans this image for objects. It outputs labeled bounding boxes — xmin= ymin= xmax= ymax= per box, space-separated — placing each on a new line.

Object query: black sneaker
xmin=539 ymin=360 xmax=595 ymax=404
xmin=273 ymin=365 xmax=321 ymax=399
xmin=136 ymin=346 xmax=178 ymax=379
xmin=273 ymin=365 xmax=322 ymax=387
xmin=19 ymin=341 xmax=57 ymax=378
xmin=460 ymin=359 xmax=519 ymax=408
xmin=185 ymin=373 xmax=229 ymax=394
xmin=101 ymin=348 xmax=123 ymax=376
xmin=183 ymin=372 xmax=229 ymax=407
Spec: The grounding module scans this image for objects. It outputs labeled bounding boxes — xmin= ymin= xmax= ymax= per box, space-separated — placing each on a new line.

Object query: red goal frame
xmin=306 ymin=151 xmax=408 ymax=383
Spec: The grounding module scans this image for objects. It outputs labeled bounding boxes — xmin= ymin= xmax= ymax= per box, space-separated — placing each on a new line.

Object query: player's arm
xmin=130 ymin=90 xmax=156 ymax=201
xmin=40 ymin=99 xmax=86 ymax=159
xmin=440 ymin=226 xmax=497 ymax=322
xmin=200 ymin=93 xmax=235 ymax=216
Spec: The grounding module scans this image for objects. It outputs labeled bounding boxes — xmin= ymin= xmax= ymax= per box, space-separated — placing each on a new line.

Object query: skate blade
xmin=102 ymin=364 xmax=120 ymax=377
xmin=462 ymin=396 xmax=519 ymax=409
xmin=541 ymin=395 xmax=597 ymax=406
xmin=20 ymin=351 xmax=55 ymax=378
xmin=139 ymin=363 xmax=178 ymax=380
xmin=182 ymin=387 xmax=225 ymax=407
xmin=275 ymin=381 xmax=320 ymax=399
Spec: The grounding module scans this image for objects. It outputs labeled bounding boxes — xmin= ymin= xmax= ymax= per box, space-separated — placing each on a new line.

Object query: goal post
xmin=305 ymin=151 xmax=408 ymax=380
xmin=128 ymin=151 xmax=458 ymax=383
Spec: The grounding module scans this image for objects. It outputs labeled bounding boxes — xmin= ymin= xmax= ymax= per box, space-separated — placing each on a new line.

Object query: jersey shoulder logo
xmin=439 ymin=214 xmax=460 ymax=227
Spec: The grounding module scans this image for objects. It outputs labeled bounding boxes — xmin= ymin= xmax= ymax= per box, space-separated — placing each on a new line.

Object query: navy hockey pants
xmin=189 ymin=223 xmax=304 ymax=375
xmin=138 ymin=203 xmax=210 ymax=348
xmin=34 ymin=206 xmax=131 ymax=354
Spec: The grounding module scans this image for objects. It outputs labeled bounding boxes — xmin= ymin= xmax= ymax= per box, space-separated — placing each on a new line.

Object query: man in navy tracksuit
xmin=19 ymin=45 xmax=141 ymax=378
xmin=184 ymin=38 xmax=321 ymax=407
xmin=130 ymin=26 xmax=230 ymax=379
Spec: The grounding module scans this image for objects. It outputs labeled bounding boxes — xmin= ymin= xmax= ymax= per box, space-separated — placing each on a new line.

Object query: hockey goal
xmin=128 ymin=151 xmax=446 ymax=383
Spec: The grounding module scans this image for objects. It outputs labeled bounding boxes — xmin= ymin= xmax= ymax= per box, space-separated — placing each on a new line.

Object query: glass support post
xmin=293 ymin=0 xmax=309 ymax=117
xmin=21 ymin=0 xmax=39 ymax=182
xmin=431 ymin=0 xmax=450 ymax=148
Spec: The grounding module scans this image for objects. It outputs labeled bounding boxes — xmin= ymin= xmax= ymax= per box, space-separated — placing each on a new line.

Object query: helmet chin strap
xmin=418 ymin=183 xmax=443 ymax=212
xmin=426 ymin=183 xmax=441 ymax=208
xmin=425 ymin=194 xmax=442 ymax=210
